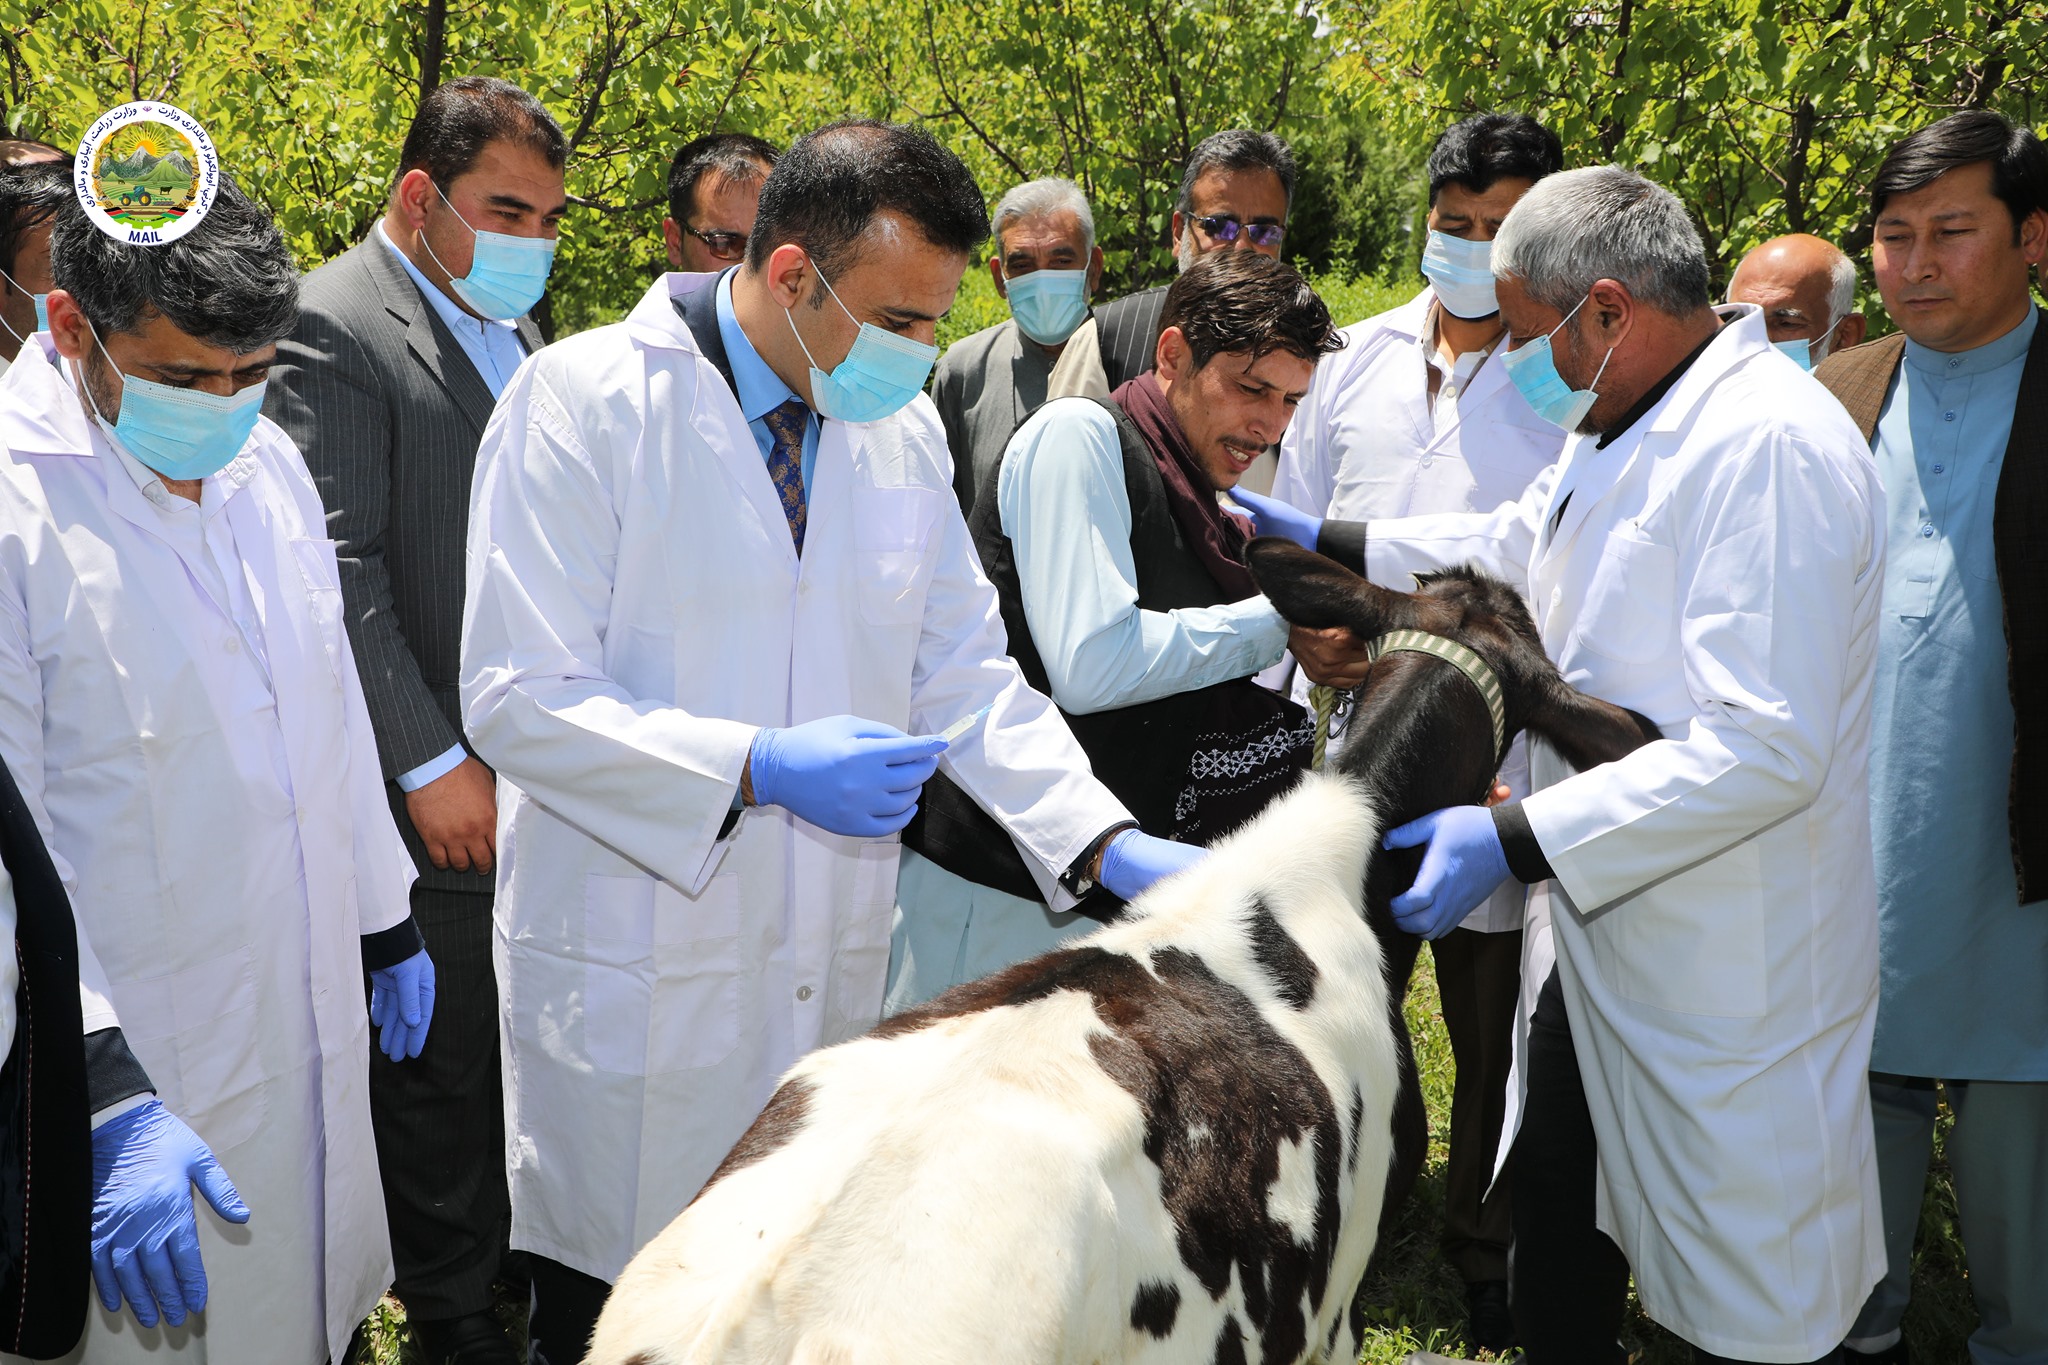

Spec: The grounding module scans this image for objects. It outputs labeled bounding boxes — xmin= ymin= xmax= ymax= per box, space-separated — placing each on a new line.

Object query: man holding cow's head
xmin=1242 ymin=166 xmax=1887 ymax=1363
xmin=890 ymin=250 xmax=1349 ymax=1008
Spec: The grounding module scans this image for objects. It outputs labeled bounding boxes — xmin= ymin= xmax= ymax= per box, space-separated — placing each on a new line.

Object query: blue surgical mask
xmin=1004 ymin=267 xmax=1091 ymax=346
xmin=77 ymin=322 xmax=265 ymax=481
xmin=785 ymin=265 xmax=940 ymax=424
xmin=1501 ymin=295 xmax=1615 ymax=432
xmin=1771 ymin=315 xmax=1844 ymax=372
xmin=1420 ymin=231 xmax=1499 ymax=320
xmin=422 ymin=181 xmax=556 ymax=320
xmin=0 ymin=264 xmax=47 ymax=342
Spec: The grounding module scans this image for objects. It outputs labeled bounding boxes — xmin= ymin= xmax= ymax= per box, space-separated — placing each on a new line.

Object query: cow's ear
xmin=1521 ymin=675 xmax=1665 ymax=772
xmin=1247 ymin=536 xmax=1416 ymax=638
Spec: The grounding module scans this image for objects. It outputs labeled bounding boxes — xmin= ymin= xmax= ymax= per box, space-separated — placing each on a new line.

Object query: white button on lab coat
xmin=0 ymin=340 xmax=414 ymax=1365
xmin=1275 ymin=286 xmax=1565 ymax=933
xmin=1364 ymin=306 xmax=1886 ymax=1359
xmin=461 ymin=273 xmax=1130 ymax=1282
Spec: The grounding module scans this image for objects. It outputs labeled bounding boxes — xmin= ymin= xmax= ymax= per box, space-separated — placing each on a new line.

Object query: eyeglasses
xmin=682 ymin=224 xmax=748 ymax=261
xmin=1192 ymin=214 xmax=1285 ymax=248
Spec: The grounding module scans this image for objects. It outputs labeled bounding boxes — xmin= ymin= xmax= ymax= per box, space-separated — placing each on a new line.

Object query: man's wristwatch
xmin=1060 ymin=820 xmax=1138 ymax=901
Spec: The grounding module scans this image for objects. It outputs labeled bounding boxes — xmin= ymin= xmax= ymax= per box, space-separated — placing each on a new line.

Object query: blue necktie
xmin=762 ymin=398 xmax=809 ymax=555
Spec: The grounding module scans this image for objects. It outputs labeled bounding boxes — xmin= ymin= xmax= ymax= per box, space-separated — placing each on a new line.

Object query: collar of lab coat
xmin=625 ymin=272 xmax=811 ymax=570
xmin=1641 ymin=301 xmax=1770 ymax=436
xmin=626 ymin=270 xmax=722 ymax=355
xmin=0 ymin=334 xmax=93 ymax=459
xmin=0 ymin=333 xmax=262 ymax=538
xmin=1374 ymin=283 xmax=1519 ymax=419
xmin=1540 ymin=302 xmax=1770 ymax=563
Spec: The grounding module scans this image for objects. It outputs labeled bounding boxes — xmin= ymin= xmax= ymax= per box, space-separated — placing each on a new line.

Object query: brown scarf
xmin=1111 ymin=372 xmax=1258 ymax=599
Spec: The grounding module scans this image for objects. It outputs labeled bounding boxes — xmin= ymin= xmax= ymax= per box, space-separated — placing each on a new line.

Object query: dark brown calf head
xmin=1247 ymin=537 xmax=1662 ymax=810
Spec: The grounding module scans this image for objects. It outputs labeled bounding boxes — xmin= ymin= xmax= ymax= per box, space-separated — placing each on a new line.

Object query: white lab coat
xmin=0 ymin=340 xmax=413 ymax=1365
xmin=1363 ymin=306 xmax=1886 ymax=1360
xmin=1275 ymin=286 xmax=1564 ymax=933
xmin=461 ymin=273 xmax=1130 ymax=1282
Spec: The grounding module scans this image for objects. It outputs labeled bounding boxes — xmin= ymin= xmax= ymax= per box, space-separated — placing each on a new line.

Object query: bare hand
xmin=1290 ymin=625 xmax=1373 ymax=690
xmin=1485 ymin=781 xmax=1511 ymax=807
xmin=403 ymin=756 xmax=498 ymax=875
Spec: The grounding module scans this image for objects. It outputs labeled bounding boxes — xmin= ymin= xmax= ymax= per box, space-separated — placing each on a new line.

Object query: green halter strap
xmin=1363 ymin=628 xmax=1507 ymax=765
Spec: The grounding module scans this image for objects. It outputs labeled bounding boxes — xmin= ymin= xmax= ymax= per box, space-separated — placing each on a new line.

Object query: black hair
xmin=52 ymin=171 xmax=299 ymax=353
xmin=0 ymin=159 xmax=70 ymax=276
xmin=1427 ymin=113 xmax=1565 ymax=204
xmin=744 ymin=120 xmax=989 ymax=279
xmin=667 ymin=132 xmax=779 ymax=226
xmin=396 ymin=76 xmax=566 ymax=191
xmin=1871 ymin=110 xmax=2048 ymax=240
xmin=1176 ymin=130 xmax=1298 ymax=216
xmin=1157 ymin=250 xmax=1344 ymax=370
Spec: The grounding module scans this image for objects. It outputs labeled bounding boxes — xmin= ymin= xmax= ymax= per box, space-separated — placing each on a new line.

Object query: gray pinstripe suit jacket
xmin=264 ymin=234 xmax=542 ymax=895
xmin=1094 ymin=284 xmax=1168 ymax=390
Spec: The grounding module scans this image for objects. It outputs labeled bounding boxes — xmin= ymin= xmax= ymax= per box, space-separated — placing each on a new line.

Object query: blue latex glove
xmin=1098 ymin=829 xmax=1207 ymax=902
xmin=370 ymin=946 xmax=437 ymax=1062
xmin=90 ymin=1098 xmax=250 ymax=1329
xmin=750 ymin=715 xmax=947 ymax=838
xmin=1229 ymin=486 xmax=1323 ymax=549
xmin=1383 ymin=805 xmax=1511 ymax=940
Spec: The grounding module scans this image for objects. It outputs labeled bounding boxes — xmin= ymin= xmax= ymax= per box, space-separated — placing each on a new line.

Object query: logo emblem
xmin=73 ymin=102 xmax=220 ymax=246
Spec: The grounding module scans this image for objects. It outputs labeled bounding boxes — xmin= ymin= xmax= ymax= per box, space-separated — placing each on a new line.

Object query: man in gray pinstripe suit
xmin=266 ymin=76 xmax=566 ymax=1365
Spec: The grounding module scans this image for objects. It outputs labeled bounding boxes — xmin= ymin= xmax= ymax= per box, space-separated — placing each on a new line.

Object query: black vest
xmin=905 ymin=398 xmax=1309 ymax=898
xmin=0 ymin=755 xmax=90 ymax=1357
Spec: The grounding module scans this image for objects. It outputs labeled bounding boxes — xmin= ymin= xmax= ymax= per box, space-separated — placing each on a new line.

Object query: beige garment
xmin=1046 ymin=316 xmax=1110 ymax=400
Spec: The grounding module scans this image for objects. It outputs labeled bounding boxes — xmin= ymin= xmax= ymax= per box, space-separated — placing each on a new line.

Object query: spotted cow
xmin=586 ymin=539 xmax=1662 ymax=1365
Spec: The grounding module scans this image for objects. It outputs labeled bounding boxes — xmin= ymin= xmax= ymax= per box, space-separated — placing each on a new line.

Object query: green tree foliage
xmin=2 ymin=0 xmax=1406 ymax=330
xmin=817 ymin=0 xmax=1336 ymax=291
xmin=2 ymin=0 xmax=832 ymax=334
xmin=1332 ymin=0 xmax=2046 ymax=289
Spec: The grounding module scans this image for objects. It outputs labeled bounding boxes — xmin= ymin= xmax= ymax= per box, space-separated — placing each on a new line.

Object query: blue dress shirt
xmin=716 ymin=270 xmax=820 ymax=488
xmin=996 ymin=398 xmax=1288 ymax=714
xmin=377 ymin=224 xmax=530 ymax=792
xmin=1868 ymin=305 xmax=2045 ymax=1080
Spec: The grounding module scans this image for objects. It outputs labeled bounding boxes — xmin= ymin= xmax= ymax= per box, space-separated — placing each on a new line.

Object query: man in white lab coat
xmin=1246 ymin=112 xmax=1567 ymax=1350
xmin=0 ymin=178 xmax=432 ymax=1365
xmin=461 ymin=120 xmax=1199 ymax=1363
xmin=1243 ymin=166 xmax=1885 ymax=1363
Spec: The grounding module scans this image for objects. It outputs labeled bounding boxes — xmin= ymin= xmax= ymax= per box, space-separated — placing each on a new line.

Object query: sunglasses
xmin=682 ymin=224 xmax=748 ymax=261
xmin=1192 ymin=214 xmax=1285 ymax=248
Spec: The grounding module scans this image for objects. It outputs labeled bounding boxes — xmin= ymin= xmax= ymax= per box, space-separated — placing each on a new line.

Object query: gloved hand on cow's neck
xmin=1097 ymin=829 xmax=1207 ymax=904
xmin=1382 ymin=804 xmax=1512 ymax=940
xmin=1226 ymin=486 xmax=1322 ymax=550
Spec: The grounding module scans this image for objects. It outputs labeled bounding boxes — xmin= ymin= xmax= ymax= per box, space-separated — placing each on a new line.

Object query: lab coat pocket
xmin=1573 ymin=533 xmax=1675 ymax=665
xmin=825 ymin=841 xmax=900 ymax=1042
xmin=583 ymin=872 xmax=741 ymax=1076
xmin=1592 ymin=845 xmax=1768 ymax=1019
xmin=288 ymin=536 xmax=349 ymax=675
xmin=118 ymin=945 xmax=269 ymax=1150
xmin=851 ymin=486 xmax=944 ymax=626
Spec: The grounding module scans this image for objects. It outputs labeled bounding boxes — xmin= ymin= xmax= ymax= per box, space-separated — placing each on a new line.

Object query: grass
xmin=356 ymin=950 xmax=1982 ymax=1364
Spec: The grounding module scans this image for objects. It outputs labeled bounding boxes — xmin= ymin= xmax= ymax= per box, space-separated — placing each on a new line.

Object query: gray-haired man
xmin=1243 ymin=166 xmax=1886 ymax=1363
xmin=930 ymin=176 xmax=1105 ymax=512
